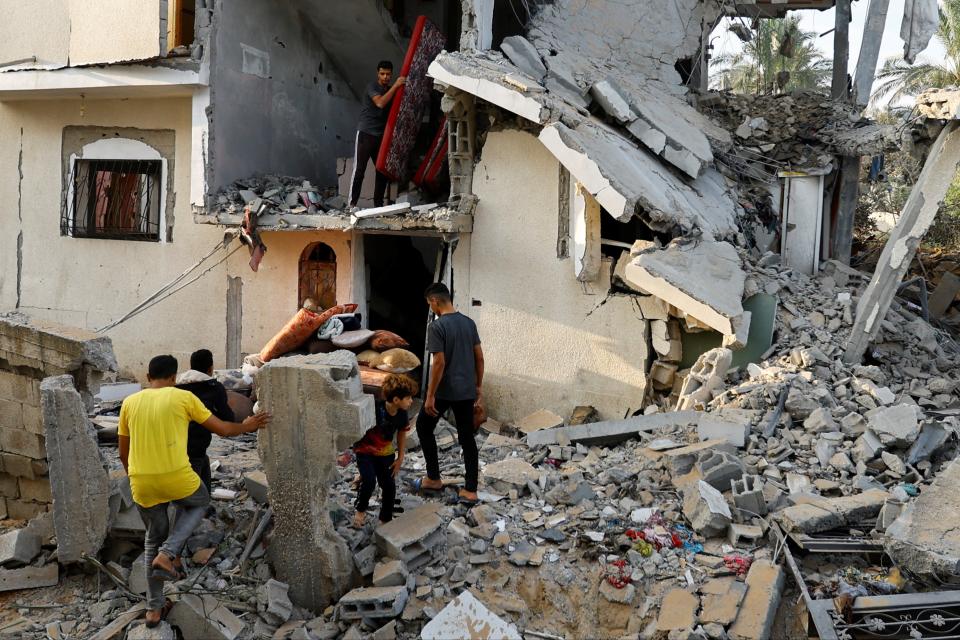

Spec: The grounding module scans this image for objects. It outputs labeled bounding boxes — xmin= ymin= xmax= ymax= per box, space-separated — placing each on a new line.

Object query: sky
xmin=713 ymin=0 xmax=948 ymax=86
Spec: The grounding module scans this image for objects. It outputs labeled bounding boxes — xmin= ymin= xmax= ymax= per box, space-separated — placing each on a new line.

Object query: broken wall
xmin=0 ymin=0 xmax=163 ymax=70
xmin=461 ymin=129 xmax=649 ymax=420
xmin=0 ymin=313 xmax=116 ymax=521
xmin=208 ymin=0 xmax=361 ymax=195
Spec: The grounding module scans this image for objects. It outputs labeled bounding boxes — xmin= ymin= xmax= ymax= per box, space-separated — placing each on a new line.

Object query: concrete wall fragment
xmin=256 ymin=352 xmax=373 ymax=612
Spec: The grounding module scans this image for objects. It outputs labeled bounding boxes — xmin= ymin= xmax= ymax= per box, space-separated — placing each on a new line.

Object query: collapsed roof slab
xmin=538 ymin=120 xmax=738 ymax=238
xmin=624 ymin=241 xmax=746 ymax=336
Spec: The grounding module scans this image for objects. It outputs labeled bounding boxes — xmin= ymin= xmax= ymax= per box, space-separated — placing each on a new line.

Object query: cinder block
xmin=0 ymin=474 xmax=19 ymax=499
xmin=1 ymin=454 xmax=35 ymax=479
xmin=168 ymin=593 xmax=246 ymax=640
xmin=0 ymin=399 xmax=23 ymax=429
xmin=18 ymin=477 xmax=51 ymax=504
xmin=0 ymin=429 xmax=45 ymax=459
xmin=6 ymin=499 xmax=48 ymax=521
xmin=372 ymin=559 xmax=408 ymax=588
xmin=732 ymin=475 xmax=767 ymax=519
xmin=338 ymin=586 xmax=408 ymax=620
xmin=20 ymin=404 xmax=43 ymax=436
xmin=374 ymin=505 xmax=444 ymax=571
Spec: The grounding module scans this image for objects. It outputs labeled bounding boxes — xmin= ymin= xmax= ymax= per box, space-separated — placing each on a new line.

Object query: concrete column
xmin=832 ymin=155 xmax=861 ymax=265
xmin=256 ymin=352 xmax=374 ymax=612
xmin=844 ymin=121 xmax=960 ymax=364
xmin=853 ymin=0 xmax=891 ymax=106
xmin=225 ymin=276 xmax=242 ymax=369
xmin=832 ymin=0 xmax=852 ymax=100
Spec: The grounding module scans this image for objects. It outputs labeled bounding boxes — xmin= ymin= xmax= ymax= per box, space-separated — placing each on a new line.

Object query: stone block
xmin=777 ymin=490 xmax=888 ymax=534
xmin=374 ymin=504 xmax=444 ymax=571
xmin=372 ymin=559 xmax=408 ymax=588
xmin=867 ymin=404 xmax=921 ymax=447
xmin=0 ymin=371 xmax=40 ymax=404
xmin=0 ymin=527 xmax=41 ymax=565
xmin=0 ymin=399 xmax=23 ymax=429
xmin=683 ymin=481 xmax=731 ymax=537
xmin=41 ymin=375 xmax=111 ymax=563
xmin=6 ymin=499 xmax=47 ymax=520
xmin=0 ymin=313 xmax=117 ymax=380
xmin=482 ymin=458 xmax=539 ymax=493
xmin=20 ymin=403 xmax=43 ymax=435
xmin=1 ymin=453 xmax=35 ymax=478
xmin=258 ymin=579 xmax=293 ymax=624
xmin=700 ymin=577 xmax=747 ymax=625
xmin=0 ymin=473 xmax=18 ymax=498
xmin=257 ymin=353 xmax=373 ymax=612
xmin=656 ymin=588 xmax=699 ymax=631
xmin=697 ymin=413 xmax=749 ymax=448
xmin=17 ymin=477 xmax=51 ymax=503
xmin=168 ymin=593 xmax=246 ymax=640
xmin=727 ymin=560 xmax=784 ymax=640
xmin=421 ymin=591 xmax=521 ymax=640
xmin=0 ymin=428 xmax=44 ymax=459
xmin=243 ymin=471 xmax=269 ymax=504
xmin=0 ymin=563 xmax=58 ymax=592
xmin=338 ymin=586 xmax=408 ymax=620
xmin=886 ymin=458 xmax=960 ymax=580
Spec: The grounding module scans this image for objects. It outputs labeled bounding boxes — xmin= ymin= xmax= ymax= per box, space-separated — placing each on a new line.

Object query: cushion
xmin=332 ymin=329 xmax=375 ymax=349
xmin=371 ymin=330 xmax=410 ymax=351
xmin=356 ymin=350 xmax=383 ymax=367
xmin=259 ymin=304 xmax=357 ymax=362
xmin=376 ymin=348 xmax=421 ymax=373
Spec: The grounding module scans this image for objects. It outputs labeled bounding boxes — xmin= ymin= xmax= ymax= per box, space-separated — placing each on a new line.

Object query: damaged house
xmin=0 ymin=0 xmax=931 ymax=422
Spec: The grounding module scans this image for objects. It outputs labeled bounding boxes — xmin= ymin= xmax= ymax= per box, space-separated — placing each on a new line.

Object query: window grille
xmin=62 ymin=159 xmax=162 ymax=241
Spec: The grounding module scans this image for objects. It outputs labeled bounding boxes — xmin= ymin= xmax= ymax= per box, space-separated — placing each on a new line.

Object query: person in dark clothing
xmin=175 ymin=349 xmax=235 ymax=491
xmin=352 ymin=374 xmax=418 ymax=527
xmin=415 ymin=283 xmax=485 ymax=504
xmin=349 ymin=60 xmax=406 ymax=209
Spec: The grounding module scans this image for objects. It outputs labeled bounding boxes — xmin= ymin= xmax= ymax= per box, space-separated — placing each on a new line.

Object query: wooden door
xmin=299 ymin=243 xmax=337 ymax=310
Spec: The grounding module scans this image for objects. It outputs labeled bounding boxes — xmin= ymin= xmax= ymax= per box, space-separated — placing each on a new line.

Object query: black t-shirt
xmin=427 ymin=312 xmax=481 ymax=401
xmin=358 ymin=81 xmax=390 ymax=136
xmin=353 ymin=400 xmax=409 ymax=456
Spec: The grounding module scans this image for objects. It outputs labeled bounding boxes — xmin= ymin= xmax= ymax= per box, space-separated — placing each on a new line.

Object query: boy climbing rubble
xmin=118 ymin=355 xmax=270 ymax=628
xmin=352 ymin=374 xmax=418 ymax=527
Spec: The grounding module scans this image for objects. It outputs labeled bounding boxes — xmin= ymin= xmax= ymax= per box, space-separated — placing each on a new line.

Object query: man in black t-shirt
xmin=416 ymin=283 xmax=485 ymax=504
xmin=349 ymin=60 xmax=406 ymax=210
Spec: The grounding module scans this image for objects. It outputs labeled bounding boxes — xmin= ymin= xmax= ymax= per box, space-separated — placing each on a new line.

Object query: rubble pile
xmin=212 ymin=174 xmax=346 ymax=216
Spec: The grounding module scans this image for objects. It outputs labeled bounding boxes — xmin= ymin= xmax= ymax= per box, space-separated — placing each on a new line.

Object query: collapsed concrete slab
xmin=40 ymin=375 xmax=111 ymax=563
xmin=626 ymin=241 xmax=746 ymax=336
xmin=776 ymin=489 xmax=888 ymax=534
xmin=727 ymin=560 xmax=784 ymax=640
xmin=0 ymin=563 xmax=58 ymax=592
xmin=539 ymin=120 xmax=738 ymax=237
xmin=628 ymin=88 xmax=714 ymax=179
xmin=500 ymin=35 xmax=546 ymax=81
xmin=886 ymin=458 xmax=960 ymax=580
xmin=421 ymin=591 xmax=522 ymax=640
xmin=525 ymin=411 xmax=701 ymax=447
xmin=257 ymin=352 xmax=374 ymax=612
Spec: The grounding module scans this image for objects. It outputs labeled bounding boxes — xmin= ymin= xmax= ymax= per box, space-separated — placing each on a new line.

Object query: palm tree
xmin=713 ymin=15 xmax=832 ymax=94
xmin=872 ymin=0 xmax=960 ymax=105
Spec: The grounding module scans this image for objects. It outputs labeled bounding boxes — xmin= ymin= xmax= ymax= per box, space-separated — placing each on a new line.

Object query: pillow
xmin=356 ymin=350 xmax=383 ymax=367
xmin=332 ymin=329 xmax=375 ymax=349
xmin=376 ymin=348 xmax=421 ymax=373
xmin=259 ymin=304 xmax=357 ymax=362
xmin=371 ymin=330 xmax=410 ymax=352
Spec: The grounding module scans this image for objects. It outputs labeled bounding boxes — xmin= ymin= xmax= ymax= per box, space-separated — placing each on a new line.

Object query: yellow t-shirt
xmin=118 ymin=387 xmax=213 ymax=508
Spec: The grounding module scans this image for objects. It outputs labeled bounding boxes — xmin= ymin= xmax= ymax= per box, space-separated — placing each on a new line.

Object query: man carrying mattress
xmin=349 ymin=60 xmax=406 ymax=210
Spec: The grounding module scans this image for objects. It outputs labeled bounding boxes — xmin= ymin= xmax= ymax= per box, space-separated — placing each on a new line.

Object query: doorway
xmin=299 ymin=242 xmax=337 ymax=309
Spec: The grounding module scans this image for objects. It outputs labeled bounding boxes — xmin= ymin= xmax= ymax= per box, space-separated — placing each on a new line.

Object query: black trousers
xmin=355 ymin=453 xmax=397 ymax=523
xmin=350 ymin=130 xmax=389 ymax=208
xmin=416 ymin=399 xmax=478 ymax=492
xmin=189 ymin=455 xmax=212 ymax=492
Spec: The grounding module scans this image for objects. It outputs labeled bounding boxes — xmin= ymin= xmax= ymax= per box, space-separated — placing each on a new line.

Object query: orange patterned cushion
xmin=259 ymin=304 xmax=357 ymax=362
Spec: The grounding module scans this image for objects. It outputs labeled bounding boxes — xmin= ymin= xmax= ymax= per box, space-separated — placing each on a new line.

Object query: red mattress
xmin=376 ymin=16 xmax=446 ymax=183
xmin=412 ymin=117 xmax=448 ymax=192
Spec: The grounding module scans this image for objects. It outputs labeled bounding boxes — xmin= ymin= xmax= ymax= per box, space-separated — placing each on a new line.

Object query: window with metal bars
xmin=64 ymin=159 xmax=162 ymax=241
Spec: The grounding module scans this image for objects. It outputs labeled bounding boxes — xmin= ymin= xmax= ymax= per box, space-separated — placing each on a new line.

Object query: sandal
xmin=144 ymin=600 xmax=174 ymax=628
xmin=408 ymin=477 xmax=444 ymax=495
xmin=149 ymin=555 xmax=181 ymax=582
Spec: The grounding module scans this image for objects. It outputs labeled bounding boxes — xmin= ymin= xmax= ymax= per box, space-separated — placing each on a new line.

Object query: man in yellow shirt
xmin=119 ymin=355 xmax=270 ymax=627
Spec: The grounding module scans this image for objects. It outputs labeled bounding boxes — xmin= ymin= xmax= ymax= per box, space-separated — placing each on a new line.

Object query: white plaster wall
xmin=462 ymin=130 xmax=649 ymax=422
xmin=0 ymin=0 xmax=160 ymax=70
xmin=0 ymin=95 xmax=358 ymax=381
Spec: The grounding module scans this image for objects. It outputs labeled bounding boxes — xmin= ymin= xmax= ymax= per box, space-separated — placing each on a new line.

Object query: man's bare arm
xmin=372 ymin=77 xmax=407 ymax=108
xmin=424 ymin=352 xmax=446 ymax=416
xmin=201 ymin=412 xmax=270 ymax=437
xmin=473 ymin=344 xmax=485 ymax=396
xmin=119 ymin=435 xmax=130 ymax=474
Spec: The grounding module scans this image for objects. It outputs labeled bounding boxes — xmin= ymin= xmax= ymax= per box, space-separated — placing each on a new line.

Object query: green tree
xmin=872 ymin=0 xmax=960 ymax=104
xmin=713 ymin=15 xmax=831 ymax=94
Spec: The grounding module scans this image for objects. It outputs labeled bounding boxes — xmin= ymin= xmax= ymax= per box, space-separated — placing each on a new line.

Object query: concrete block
xmin=257 ymin=353 xmax=373 ymax=611
xmin=0 ymin=527 xmax=41 ymax=565
xmin=625 ymin=241 xmax=745 ymax=336
xmin=17 ymin=477 xmax=51 ymax=503
xmin=867 ymin=404 xmax=921 ymax=447
xmin=526 ymin=411 xmax=701 ymax=447
xmin=727 ymin=560 xmax=784 ymax=640
xmin=929 ymin=271 xmax=960 ymax=318
xmin=515 ymin=409 xmax=563 ymax=434
xmin=656 ymin=588 xmax=699 ymax=631
xmin=0 ymin=428 xmax=44 ymax=459
xmin=482 ymin=458 xmax=539 ymax=492
xmin=500 ymin=35 xmax=546 ymax=81
xmin=591 ymin=78 xmax=634 ymax=123
xmin=421 ymin=591 xmax=521 ymax=640
xmin=372 ymin=560 xmax=408 ymax=588
xmin=682 ymin=481 xmax=731 ymax=537
xmin=338 ymin=586 xmax=408 ymax=620
xmin=258 ymin=579 xmax=293 ymax=624
xmin=243 ymin=471 xmax=269 ymax=504
xmin=6 ymin=499 xmax=47 ymax=520
xmin=41 ymin=375 xmax=111 ymax=563
xmin=0 ymin=473 xmax=18 ymax=498
xmin=0 ymin=399 xmax=23 ymax=429
xmin=1 ymin=453 xmax=35 ymax=478
xmin=677 ymin=348 xmax=733 ymax=411
xmin=700 ymin=577 xmax=747 ymax=625
xmin=128 ymin=551 xmax=147 ymax=595
xmin=0 ymin=313 xmax=117 ymax=379
xmin=374 ymin=504 xmax=444 ymax=571
xmin=777 ymin=489 xmax=888 ymax=534
xmin=728 ymin=523 xmax=764 ymax=547
xmin=731 ymin=475 xmax=767 ymax=518
xmin=168 ymin=593 xmax=246 ymax=640
xmin=0 ymin=563 xmax=58 ymax=592
xmin=696 ymin=450 xmax=745 ymax=492
xmin=697 ymin=414 xmax=749 ymax=448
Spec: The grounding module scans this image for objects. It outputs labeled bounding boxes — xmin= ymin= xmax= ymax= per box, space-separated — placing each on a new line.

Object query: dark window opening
xmin=65 ymin=159 xmax=162 ymax=242
xmin=170 ymin=0 xmax=196 ymax=51
xmin=600 ymin=211 xmax=655 ymax=259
